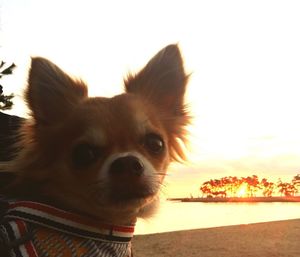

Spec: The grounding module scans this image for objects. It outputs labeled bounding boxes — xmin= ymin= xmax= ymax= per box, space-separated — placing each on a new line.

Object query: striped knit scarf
xmin=0 ymin=200 xmax=135 ymax=257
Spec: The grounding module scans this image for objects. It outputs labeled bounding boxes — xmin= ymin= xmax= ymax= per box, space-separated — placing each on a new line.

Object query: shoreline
xmin=133 ymin=219 xmax=300 ymax=257
xmin=168 ymin=196 xmax=300 ymax=203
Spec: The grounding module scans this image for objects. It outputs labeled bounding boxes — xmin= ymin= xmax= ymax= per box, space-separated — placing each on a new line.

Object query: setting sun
xmin=236 ymin=184 xmax=248 ymax=198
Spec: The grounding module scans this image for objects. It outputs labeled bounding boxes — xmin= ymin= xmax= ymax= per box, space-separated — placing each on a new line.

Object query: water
xmin=135 ymin=200 xmax=300 ymax=235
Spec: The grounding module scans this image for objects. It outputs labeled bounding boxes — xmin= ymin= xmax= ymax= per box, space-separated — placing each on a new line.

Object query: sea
xmin=135 ymin=200 xmax=300 ymax=235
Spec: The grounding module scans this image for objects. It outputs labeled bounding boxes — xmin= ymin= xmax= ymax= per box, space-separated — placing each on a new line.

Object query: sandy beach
xmin=132 ymin=219 xmax=300 ymax=257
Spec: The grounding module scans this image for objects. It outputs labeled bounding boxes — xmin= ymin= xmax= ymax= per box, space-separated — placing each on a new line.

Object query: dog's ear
xmin=125 ymin=44 xmax=189 ymax=114
xmin=27 ymin=57 xmax=87 ymax=125
xmin=125 ymin=44 xmax=190 ymax=161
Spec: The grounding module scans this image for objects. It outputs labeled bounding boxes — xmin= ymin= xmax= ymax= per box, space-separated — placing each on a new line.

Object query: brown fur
xmin=4 ymin=44 xmax=190 ymax=225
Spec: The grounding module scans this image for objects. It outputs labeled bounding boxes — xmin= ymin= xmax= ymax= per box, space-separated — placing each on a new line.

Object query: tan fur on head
xmin=6 ymin=44 xmax=190 ymax=225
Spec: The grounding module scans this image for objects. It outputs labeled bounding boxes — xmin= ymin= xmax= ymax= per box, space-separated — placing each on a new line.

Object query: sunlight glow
xmin=1 ymin=1 xmax=300 ymax=197
xmin=236 ymin=184 xmax=248 ymax=198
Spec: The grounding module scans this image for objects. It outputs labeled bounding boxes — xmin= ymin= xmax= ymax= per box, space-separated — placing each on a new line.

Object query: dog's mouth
xmin=109 ymin=178 xmax=157 ymax=203
xmin=111 ymin=189 xmax=156 ymax=202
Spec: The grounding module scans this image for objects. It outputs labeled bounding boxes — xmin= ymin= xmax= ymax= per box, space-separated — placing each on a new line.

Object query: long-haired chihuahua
xmin=0 ymin=44 xmax=189 ymax=257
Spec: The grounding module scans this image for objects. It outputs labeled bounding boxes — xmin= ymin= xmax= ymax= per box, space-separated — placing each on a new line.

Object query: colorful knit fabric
xmin=0 ymin=200 xmax=134 ymax=257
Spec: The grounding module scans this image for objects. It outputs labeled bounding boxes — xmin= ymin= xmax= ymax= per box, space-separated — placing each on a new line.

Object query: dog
xmin=0 ymin=44 xmax=190 ymax=257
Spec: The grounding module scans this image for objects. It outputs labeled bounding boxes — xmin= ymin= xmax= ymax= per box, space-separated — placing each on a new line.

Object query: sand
xmin=132 ymin=219 xmax=300 ymax=257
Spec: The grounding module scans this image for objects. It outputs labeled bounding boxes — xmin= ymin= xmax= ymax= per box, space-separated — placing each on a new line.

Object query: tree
xmin=241 ymin=175 xmax=260 ymax=197
xmin=200 ymin=181 xmax=212 ymax=197
xmin=225 ymin=176 xmax=240 ymax=197
xmin=277 ymin=179 xmax=297 ymax=197
xmin=260 ymin=178 xmax=275 ymax=197
xmin=292 ymin=174 xmax=300 ymax=195
xmin=0 ymin=61 xmax=16 ymax=110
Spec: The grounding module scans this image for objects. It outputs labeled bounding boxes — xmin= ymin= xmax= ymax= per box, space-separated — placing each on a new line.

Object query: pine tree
xmin=0 ymin=61 xmax=16 ymax=110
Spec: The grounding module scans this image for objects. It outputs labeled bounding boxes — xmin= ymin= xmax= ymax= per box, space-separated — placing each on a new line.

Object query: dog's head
xmin=10 ymin=45 xmax=189 ymax=224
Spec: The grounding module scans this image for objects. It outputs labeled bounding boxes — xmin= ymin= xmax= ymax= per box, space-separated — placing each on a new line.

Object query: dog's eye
xmin=72 ymin=144 xmax=100 ymax=168
xmin=144 ymin=133 xmax=164 ymax=154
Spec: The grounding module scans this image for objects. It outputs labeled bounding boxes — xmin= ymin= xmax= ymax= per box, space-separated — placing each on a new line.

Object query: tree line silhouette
xmin=200 ymin=174 xmax=300 ymax=198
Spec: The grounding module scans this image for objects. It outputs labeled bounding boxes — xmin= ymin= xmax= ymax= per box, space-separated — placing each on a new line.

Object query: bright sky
xmin=1 ymin=0 xmax=300 ymax=197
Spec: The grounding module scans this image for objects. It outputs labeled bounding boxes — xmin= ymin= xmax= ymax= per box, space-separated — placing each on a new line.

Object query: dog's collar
xmin=4 ymin=200 xmax=135 ymax=243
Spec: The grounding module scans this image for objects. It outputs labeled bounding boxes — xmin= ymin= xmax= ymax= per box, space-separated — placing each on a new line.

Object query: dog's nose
xmin=110 ymin=156 xmax=144 ymax=176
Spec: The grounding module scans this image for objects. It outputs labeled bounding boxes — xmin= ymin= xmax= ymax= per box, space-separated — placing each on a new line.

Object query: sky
xmin=1 ymin=0 xmax=300 ymax=197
